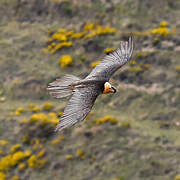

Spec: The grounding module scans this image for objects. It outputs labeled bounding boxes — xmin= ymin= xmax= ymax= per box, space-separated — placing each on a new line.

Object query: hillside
xmin=0 ymin=0 xmax=180 ymax=180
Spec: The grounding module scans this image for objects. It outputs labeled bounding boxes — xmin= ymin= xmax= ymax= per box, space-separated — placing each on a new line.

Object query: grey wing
xmin=55 ymin=85 xmax=100 ymax=132
xmin=86 ymin=36 xmax=134 ymax=81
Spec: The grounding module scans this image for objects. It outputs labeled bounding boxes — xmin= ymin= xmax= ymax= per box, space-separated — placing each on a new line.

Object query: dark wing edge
xmin=112 ymin=36 xmax=134 ymax=66
xmin=55 ymin=87 xmax=99 ymax=132
xmin=86 ymin=36 xmax=134 ymax=81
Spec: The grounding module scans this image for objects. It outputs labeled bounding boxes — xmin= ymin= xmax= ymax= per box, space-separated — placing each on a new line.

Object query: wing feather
xmin=86 ymin=36 xmax=133 ymax=81
xmin=55 ymin=85 xmax=100 ymax=132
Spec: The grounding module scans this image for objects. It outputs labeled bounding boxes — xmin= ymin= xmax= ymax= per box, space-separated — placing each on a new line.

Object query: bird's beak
xmin=111 ymin=86 xmax=116 ymax=93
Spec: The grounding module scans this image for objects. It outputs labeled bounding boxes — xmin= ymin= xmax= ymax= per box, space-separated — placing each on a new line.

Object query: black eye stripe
xmin=111 ymin=87 xmax=116 ymax=93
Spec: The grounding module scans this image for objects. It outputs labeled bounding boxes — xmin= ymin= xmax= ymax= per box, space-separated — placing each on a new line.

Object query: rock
xmin=161 ymin=41 xmax=174 ymax=49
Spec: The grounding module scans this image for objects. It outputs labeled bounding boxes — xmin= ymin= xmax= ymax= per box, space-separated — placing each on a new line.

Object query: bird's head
xmin=103 ymin=82 xmax=116 ymax=94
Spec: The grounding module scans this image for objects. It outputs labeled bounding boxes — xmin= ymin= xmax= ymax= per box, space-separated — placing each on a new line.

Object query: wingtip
xmin=128 ymin=35 xmax=134 ymax=58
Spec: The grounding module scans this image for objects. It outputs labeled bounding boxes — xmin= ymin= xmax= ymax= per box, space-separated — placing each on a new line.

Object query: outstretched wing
xmin=55 ymin=84 xmax=100 ymax=132
xmin=86 ymin=36 xmax=133 ymax=81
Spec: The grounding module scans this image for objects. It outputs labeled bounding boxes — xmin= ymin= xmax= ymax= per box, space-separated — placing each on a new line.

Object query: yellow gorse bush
xmin=31 ymin=106 xmax=40 ymax=113
xmin=0 ymin=140 xmax=9 ymax=146
xmin=130 ymin=60 xmax=137 ymax=65
xmin=144 ymin=64 xmax=151 ymax=69
xmin=9 ymin=176 xmax=20 ymax=180
xmin=0 ymin=150 xmax=31 ymax=172
xmin=29 ymin=113 xmax=58 ymax=127
xmin=51 ymin=136 xmax=65 ymax=145
xmin=175 ymin=175 xmax=180 ymax=180
xmin=10 ymin=144 xmax=22 ymax=153
xmin=91 ymin=61 xmax=100 ymax=68
xmin=28 ymin=155 xmax=47 ymax=169
xmin=44 ymin=22 xmax=117 ymax=54
xmin=0 ymin=172 xmax=6 ymax=180
xmin=42 ymin=102 xmax=54 ymax=111
xmin=96 ymin=115 xmax=118 ymax=125
xmin=104 ymin=48 xmax=115 ymax=54
xmin=160 ymin=21 xmax=168 ymax=27
xmin=151 ymin=21 xmax=171 ymax=37
xmin=59 ymin=55 xmax=73 ymax=68
xmin=76 ymin=149 xmax=85 ymax=160
xmin=128 ymin=66 xmax=143 ymax=73
xmin=15 ymin=107 xmax=25 ymax=116
xmin=37 ymin=149 xmax=46 ymax=159
xmin=175 ymin=65 xmax=180 ymax=73
xmin=18 ymin=163 xmax=26 ymax=171
xmin=136 ymin=52 xmax=147 ymax=58
xmin=65 ymin=154 xmax=73 ymax=160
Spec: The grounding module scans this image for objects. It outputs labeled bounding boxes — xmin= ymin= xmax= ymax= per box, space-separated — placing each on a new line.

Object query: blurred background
xmin=0 ymin=0 xmax=180 ymax=180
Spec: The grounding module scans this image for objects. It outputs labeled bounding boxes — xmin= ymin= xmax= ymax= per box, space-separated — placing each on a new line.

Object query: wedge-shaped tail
xmin=47 ymin=74 xmax=81 ymax=98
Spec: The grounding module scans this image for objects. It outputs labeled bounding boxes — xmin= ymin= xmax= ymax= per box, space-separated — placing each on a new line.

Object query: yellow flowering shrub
xmin=128 ymin=66 xmax=143 ymax=73
xmin=71 ymin=32 xmax=85 ymax=39
xmin=18 ymin=163 xmax=26 ymax=171
xmin=42 ymin=102 xmax=54 ymax=111
xmin=175 ymin=65 xmax=180 ymax=73
xmin=51 ymin=136 xmax=65 ymax=145
xmin=24 ymin=150 xmax=32 ymax=157
xmin=10 ymin=144 xmax=22 ymax=153
xmin=76 ymin=149 xmax=85 ymax=160
xmin=27 ymin=103 xmax=35 ymax=110
xmin=96 ymin=115 xmax=118 ymax=125
xmin=57 ymin=112 xmax=63 ymax=117
xmin=136 ymin=52 xmax=147 ymax=58
xmin=120 ymin=121 xmax=131 ymax=128
xmin=160 ymin=21 xmax=168 ymax=27
xmin=44 ymin=22 xmax=117 ymax=54
xmin=104 ymin=48 xmax=114 ymax=54
xmin=130 ymin=60 xmax=137 ymax=65
xmin=50 ymin=41 xmax=73 ymax=54
xmin=59 ymin=55 xmax=73 ymax=68
xmin=144 ymin=64 xmax=150 ymax=69
xmin=15 ymin=107 xmax=25 ymax=116
xmin=29 ymin=113 xmax=58 ymax=126
xmin=152 ymin=27 xmax=169 ymax=37
xmin=174 ymin=175 xmax=180 ymax=180
xmin=83 ymin=23 xmax=94 ymax=31
xmin=0 ymin=150 xmax=30 ymax=171
xmin=0 ymin=140 xmax=9 ymax=146
xmin=31 ymin=106 xmax=40 ymax=113
xmin=0 ymin=172 xmax=6 ymax=180
xmin=28 ymin=155 xmax=47 ymax=169
xmin=11 ymin=151 xmax=27 ymax=166
xmin=91 ymin=61 xmax=100 ymax=68
xmin=22 ymin=136 xmax=30 ymax=144
xmin=20 ymin=113 xmax=58 ymax=138
xmin=65 ymin=155 xmax=73 ymax=160
xmin=37 ymin=149 xmax=46 ymax=158
xmin=9 ymin=176 xmax=20 ymax=180
xmin=0 ymin=155 xmax=12 ymax=171
xmin=151 ymin=21 xmax=172 ymax=37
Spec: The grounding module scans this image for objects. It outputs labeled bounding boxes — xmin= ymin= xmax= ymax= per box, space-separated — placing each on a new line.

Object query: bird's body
xmin=47 ymin=37 xmax=133 ymax=131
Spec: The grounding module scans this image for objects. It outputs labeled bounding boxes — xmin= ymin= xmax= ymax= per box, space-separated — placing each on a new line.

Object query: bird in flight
xmin=47 ymin=37 xmax=133 ymax=132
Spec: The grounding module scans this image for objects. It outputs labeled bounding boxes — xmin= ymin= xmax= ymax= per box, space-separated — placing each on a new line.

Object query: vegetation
xmin=0 ymin=0 xmax=180 ymax=179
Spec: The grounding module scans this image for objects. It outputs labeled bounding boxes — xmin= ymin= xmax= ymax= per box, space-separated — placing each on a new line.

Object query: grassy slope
xmin=0 ymin=0 xmax=180 ymax=180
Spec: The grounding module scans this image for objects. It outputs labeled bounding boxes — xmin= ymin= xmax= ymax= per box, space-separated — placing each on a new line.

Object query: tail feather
xmin=47 ymin=74 xmax=81 ymax=98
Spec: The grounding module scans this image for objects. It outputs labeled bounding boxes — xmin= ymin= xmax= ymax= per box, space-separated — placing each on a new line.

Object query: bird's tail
xmin=47 ymin=74 xmax=81 ymax=98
